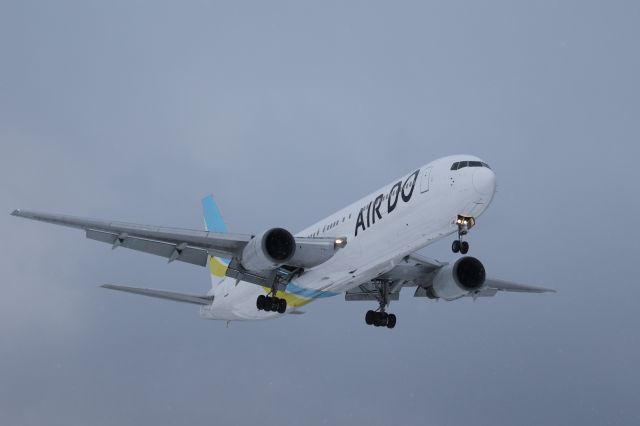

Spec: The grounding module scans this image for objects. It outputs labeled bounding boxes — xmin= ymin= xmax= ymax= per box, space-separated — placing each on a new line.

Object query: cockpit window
xmin=451 ymin=160 xmax=492 ymax=171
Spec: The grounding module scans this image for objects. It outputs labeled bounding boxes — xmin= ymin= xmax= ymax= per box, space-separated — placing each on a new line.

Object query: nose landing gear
xmin=452 ymin=240 xmax=469 ymax=254
xmin=452 ymin=215 xmax=475 ymax=254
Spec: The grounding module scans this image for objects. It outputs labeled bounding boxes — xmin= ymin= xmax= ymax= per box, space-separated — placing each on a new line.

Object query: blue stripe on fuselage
xmin=286 ymin=281 xmax=338 ymax=299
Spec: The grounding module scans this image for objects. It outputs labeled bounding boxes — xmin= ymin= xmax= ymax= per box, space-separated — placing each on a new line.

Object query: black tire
xmin=381 ymin=312 xmax=389 ymax=327
xmin=452 ymin=240 xmax=461 ymax=253
xmin=460 ymin=241 xmax=469 ymax=254
xmin=375 ymin=312 xmax=388 ymax=327
xmin=277 ymin=298 xmax=287 ymax=314
xmin=256 ymin=295 xmax=266 ymax=311
xmin=373 ymin=312 xmax=382 ymax=327
xmin=365 ymin=310 xmax=375 ymax=325
xmin=387 ymin=314 xmax=397 ymax=329
xmin=263 ymin=297 xmax=273 ymax=312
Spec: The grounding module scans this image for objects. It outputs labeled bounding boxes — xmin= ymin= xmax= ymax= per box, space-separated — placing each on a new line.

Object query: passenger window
xmin=451 ymin=162 xmax=459 ymax=170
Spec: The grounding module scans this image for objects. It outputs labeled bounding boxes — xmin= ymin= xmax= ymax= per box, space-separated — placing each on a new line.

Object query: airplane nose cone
xmin=473 ymin=168 xmax=496 ymax=197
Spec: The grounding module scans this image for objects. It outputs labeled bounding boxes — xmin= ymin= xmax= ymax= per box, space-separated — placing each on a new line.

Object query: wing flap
xmin=86 ymin=229 xmax=208 ymax=266
xmin=345 ymin=291 xmax=400 ymax=301
xmin=101 ymin=284 xmax=214 ymax=305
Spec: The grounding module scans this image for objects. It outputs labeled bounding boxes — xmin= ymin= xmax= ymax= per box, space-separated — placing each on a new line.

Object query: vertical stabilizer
xmin=202 ymin=195 xmax=230 ymax=287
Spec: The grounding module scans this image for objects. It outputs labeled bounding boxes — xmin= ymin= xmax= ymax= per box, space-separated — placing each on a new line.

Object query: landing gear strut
xmin=452 ymin=215 xmax=475 ymax=255
xmin=364 ymin=280 xmax=397 ymax=329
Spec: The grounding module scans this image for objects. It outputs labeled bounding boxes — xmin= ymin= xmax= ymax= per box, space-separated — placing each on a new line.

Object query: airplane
xmin=11 ymin=155 xmax=554 ymax=329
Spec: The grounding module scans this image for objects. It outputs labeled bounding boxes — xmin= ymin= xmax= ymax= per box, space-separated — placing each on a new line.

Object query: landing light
xmin=455 ymin=216 xmax=476 ymax=229
xmin=334 ymin=238 xmax=347 ymax=249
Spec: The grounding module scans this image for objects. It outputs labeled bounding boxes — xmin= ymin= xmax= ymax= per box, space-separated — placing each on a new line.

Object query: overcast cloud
xmin=1 ymin=1 xmax=639 ymax=425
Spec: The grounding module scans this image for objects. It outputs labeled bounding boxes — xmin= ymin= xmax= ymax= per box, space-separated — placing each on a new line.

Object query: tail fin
xmin=202 ymin=195 xmax=230 ymax=287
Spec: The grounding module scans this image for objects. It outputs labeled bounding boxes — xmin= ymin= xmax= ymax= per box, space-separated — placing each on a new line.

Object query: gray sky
xmin=1 ymin=1 xmax=639 ymax=425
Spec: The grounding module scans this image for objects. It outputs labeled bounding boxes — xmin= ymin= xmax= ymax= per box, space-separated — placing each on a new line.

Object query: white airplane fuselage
xmin=200 ymin=155 xmax=497 ymax=321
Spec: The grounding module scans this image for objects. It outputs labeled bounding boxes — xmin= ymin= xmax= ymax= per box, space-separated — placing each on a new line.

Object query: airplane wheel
xmin=460 ymin=241 xmax=469 ymax=254
xmin=387 ymin=314 xmax=397 ymax=329
xmin=452 ymin=240 xmax=461 ymax=253
xmin=373 ymin=313 xmax=381 ymax=327
xmin=256 ymin=295 xmax=266 ymax=311
xmin=263 ymin=297 xmax=274 ymax=312
xmin=374 ymin=312 xmax=388 ymax=327
xmin=277 ymin=298 xmax=287 ymax=314
xmin=365 ymin=310 xmax=375 ymax=325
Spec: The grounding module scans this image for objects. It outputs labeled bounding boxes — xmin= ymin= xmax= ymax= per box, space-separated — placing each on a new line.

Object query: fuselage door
xmin=420 ymin=168 xmax=431 ymax=193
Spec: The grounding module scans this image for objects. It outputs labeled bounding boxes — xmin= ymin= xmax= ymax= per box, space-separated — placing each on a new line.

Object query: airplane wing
xmin=11 ymin=209 xmax=250 ymax=266
xmin=10 ymin=209 xmax=339 ymax=270
xmin=345 ymin=253 xmax=554 ymax=301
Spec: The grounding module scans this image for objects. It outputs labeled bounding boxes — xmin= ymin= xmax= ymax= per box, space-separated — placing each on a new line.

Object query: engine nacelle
xmin=430 ymin=256 xmax=486 ymax=300
xmin=241 ymin=228 xmax=296 ymax=273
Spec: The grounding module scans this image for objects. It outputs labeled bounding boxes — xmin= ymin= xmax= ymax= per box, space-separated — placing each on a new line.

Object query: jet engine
xmin=429 ymin=256 xmax=486 ymax=300
xmin=241 ymin=228 xmax=296 ymax=273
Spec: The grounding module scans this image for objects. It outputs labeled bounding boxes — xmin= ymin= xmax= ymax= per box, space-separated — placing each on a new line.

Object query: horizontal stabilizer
xmin=101 ymin=284 xmax=214 ymax=305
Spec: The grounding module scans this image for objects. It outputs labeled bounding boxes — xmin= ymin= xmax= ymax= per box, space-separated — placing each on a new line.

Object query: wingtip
xmin=11 ymin=209 xmax=21 ymax=216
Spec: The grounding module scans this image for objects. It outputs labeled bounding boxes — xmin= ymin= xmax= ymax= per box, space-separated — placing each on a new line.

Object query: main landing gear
xmin=255 ymin=268 xmax=302 ymax=314
xmin=452 ymin=215 xmax=475 ymax=255
xmin=364 ymin=279 xmax=397 ymax=329
xmin=256 ymin=294 xmax=287 ymax=314
xmin=365 ymin=310 xmax=397 ymax=329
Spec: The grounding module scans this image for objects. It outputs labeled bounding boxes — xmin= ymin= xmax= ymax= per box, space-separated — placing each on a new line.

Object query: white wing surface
xmin=11 ymin=209 xmax=340 ymax=271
